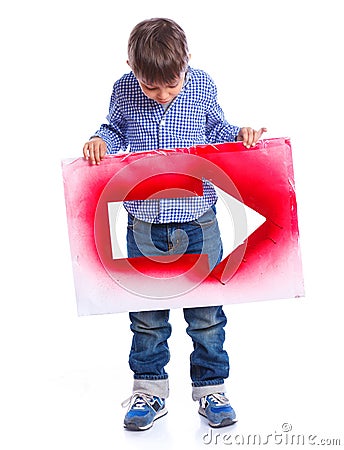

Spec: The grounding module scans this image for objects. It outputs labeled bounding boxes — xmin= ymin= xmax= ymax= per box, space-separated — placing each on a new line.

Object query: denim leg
xmin=127 ymin=216 xmax=172 ymax=397
xmin=129 ymin=310 xmax=171 ymax=398
xmin=129 ymin=310 xmax=171 ymax=378
xmin=182 ymin=208 xmax=229 ymax=398
xmin=183 ymin=305 xmax=229 ymax=400
xmin=126 ymin=206 xmax=226 ymax=400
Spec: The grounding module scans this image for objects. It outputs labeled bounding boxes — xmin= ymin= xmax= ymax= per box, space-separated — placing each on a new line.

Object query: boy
xmin=83 ymin=18 xmax=266 ymax=431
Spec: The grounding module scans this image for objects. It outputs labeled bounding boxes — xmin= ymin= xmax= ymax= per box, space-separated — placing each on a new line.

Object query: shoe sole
xmin=124 ymin=408 xmax=168 ymax=431
xmin=198 ymin=408 xmax=237 ymax=428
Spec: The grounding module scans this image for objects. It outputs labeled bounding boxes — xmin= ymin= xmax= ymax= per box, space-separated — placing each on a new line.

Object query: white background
xmin=1 ymin=0 xmax=343 ymax=448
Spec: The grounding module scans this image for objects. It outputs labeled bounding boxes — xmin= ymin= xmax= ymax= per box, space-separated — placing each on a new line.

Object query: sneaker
xmin=199 ymin=393 xmax=237 ymax=428
xmin=122 ymin=393 xmax=167 ymax=431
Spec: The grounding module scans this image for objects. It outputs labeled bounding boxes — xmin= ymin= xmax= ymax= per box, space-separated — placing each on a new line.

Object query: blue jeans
xmin=126 ymin=206 xmax=230 ymax=400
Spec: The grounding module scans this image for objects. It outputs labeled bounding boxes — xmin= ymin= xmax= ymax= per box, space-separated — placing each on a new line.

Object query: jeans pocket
xmin=191 ymin=205 xmax=217 ymax=229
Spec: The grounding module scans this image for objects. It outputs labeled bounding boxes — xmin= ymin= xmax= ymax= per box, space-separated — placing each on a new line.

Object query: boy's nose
xmin=157 ymin=89 xmax=170 ymax=102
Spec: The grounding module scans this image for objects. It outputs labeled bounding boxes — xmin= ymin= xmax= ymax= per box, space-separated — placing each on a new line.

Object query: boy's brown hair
xmin=128 ymin=18 xmax=189 ymax=85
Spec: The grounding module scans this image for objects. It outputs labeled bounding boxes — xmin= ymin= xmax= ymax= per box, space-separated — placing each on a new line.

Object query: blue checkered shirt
xmin=94 ymin=67 xmax=240 ymax=223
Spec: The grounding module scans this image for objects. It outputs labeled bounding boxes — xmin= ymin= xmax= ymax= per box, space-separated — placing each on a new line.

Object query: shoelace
xmin=121 ymin=392 xmax=155 ymax=411
xmin=201 ymin=393 xmax=229 ymax=408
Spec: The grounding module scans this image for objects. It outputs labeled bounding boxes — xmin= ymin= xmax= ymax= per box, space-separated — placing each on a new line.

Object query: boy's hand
xmin=83 ymin=137 xmax=107 ymax=165
xmin=237 ymin=127 xmax=267 ymax=148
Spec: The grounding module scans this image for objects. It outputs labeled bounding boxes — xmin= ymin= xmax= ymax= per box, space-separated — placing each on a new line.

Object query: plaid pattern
xmin=94 ymin=67 xmax=240 ymax=223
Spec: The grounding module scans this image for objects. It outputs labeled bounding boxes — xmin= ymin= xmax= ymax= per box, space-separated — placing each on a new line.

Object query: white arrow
xmin=214 ymin=186 xmax=266 ymax=260
xmin=107 ymin=188 xmax=266 ymax=261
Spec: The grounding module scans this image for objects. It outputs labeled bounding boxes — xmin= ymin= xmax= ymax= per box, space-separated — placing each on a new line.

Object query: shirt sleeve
xmin=92 ymin=82 xmax=129 ymax=154
xmin=205 ymin=81 xmax=240 ymax=143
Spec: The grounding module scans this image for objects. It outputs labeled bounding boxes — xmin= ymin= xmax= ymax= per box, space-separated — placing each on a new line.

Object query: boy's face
xmin=137 ymin=74 xmax=185 ymax=105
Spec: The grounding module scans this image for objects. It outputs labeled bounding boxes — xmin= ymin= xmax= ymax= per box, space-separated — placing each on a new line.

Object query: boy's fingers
xmin=87 ymin=143 xmax=96 ymax=164
xmin=93 ymin=145 xmax=101 ymax=164
xmin=244 ymin=128 xmax=254 ymax=147
xmin=251 ymin=127 xmax=267 ymax=147
xmin=257 ymin=127 xmax=268 ymax=139
xmin=240 ymin=128 xmax=248 ymax=143
xmin=239 ymin=127 xmax=267 ymax=148
xmin=83 ymin=143 xmax=90 ymax=160
xmin=84 ymin=142 xmax=102 ymax=164
xmin=248 ymin=128 xmax=255 ymax=146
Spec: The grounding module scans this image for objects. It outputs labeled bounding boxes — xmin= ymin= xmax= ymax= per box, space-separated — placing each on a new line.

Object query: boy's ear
xmin=126 ymin=60 xmax=131 ymax=67
xmin=188 ymin=53 xmax=192 ymax=61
